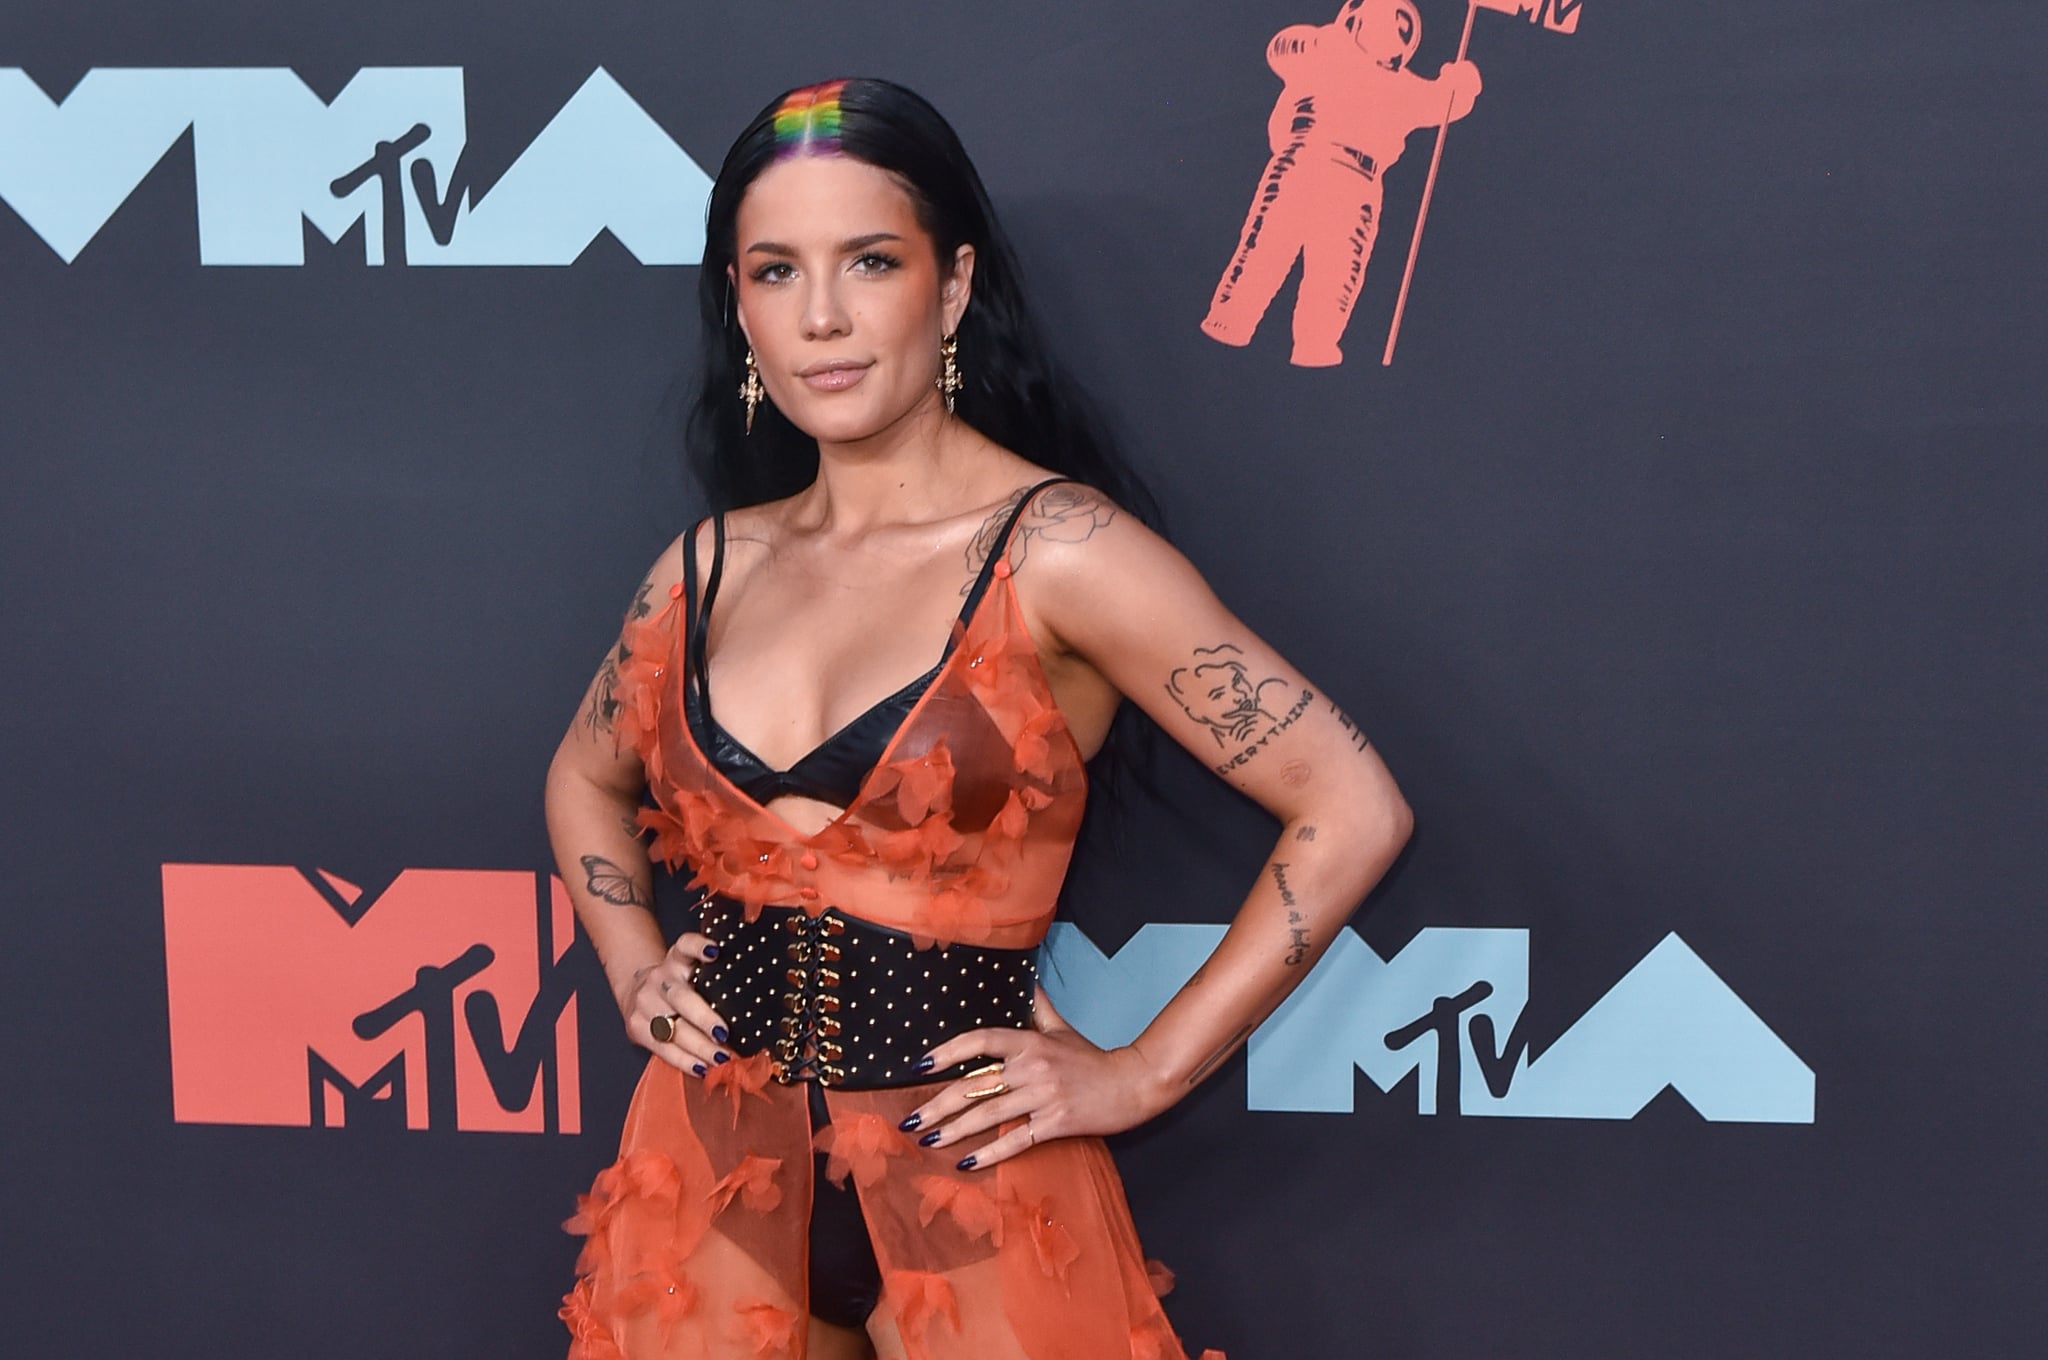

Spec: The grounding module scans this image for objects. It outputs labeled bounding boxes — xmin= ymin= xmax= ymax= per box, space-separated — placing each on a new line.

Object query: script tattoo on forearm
xmin=962 ymin=482 xmax=1117 ymax=589
xmin=1273 ymin=862 xmax=1311 ymax=966
xmin=1295 ymin=824 xmax=1317 ymax=843
xmin=1186 ymin=1022 xmax=1257 ymax=1086
xmin=1329 ymin=698 xmax=1371 ymax=752
xmin=581 ymin=854 xmax=651 ymax=909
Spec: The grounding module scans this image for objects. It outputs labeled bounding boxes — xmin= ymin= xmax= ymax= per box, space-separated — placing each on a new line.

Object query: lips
xmin=799 ymin=360 xmax=872 ymax=392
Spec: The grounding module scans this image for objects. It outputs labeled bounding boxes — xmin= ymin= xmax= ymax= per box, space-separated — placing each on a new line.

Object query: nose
xmin=799 ymin=273 xmax=852 ymax=342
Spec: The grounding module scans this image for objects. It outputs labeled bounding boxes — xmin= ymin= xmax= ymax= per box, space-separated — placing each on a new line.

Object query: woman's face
xmin=730 ymin=154 xmax=972 ymax=446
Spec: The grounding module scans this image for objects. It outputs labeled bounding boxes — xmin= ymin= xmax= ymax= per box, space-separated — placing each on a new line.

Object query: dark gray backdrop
xmin=3 ymin=1 xmax=2043 ymax=1355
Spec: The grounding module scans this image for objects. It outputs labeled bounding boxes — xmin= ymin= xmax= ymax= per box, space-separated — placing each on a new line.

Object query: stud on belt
xmin=689 ymin=897 xmax=1038 ymax=1090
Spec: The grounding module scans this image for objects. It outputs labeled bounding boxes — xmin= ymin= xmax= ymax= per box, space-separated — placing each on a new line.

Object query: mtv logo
xmin=162 ymin=865 xmax=582 ymax=1133
xmin=1044 ymin=922 xmax=1813 ymax=1123
xmin=0 ymin=67 xmax=709 ymax=265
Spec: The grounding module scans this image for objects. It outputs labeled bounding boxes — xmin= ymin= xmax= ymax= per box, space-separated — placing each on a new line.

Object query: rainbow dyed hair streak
xmin=771 ymin=80 xmax=847 ymax=159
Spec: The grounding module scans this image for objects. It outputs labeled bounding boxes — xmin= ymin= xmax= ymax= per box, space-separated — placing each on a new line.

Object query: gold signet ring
xmin=649 ymin=1014 xmax=681 ymax=1044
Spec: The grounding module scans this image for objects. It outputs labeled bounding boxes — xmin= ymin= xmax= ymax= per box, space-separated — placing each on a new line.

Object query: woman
xmin=546 ymin=78 xmax=1411 ymax=1360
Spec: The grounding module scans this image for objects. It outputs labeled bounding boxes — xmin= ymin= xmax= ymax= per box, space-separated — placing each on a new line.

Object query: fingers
xmin=916 ymin=1026 xmax=1029 ymax=1076
xmin=629 ymin=948 xmax=729 ymax=1076
xmin=631 ymin=1007 xmax=719 ymax=1075
xmin=669 ymin=930 xmax=719 ymax=963
xmin=953 ymin=1118 xmax=1040 ymax=1173
xmin=913 ymin=1089 xmax=1036 ymax=1154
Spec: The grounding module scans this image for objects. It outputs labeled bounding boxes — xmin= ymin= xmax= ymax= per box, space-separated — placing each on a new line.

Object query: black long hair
xmin=685 ymin=77 xmax=1160 ymax=528
xmin=683 ymin=77 xmax=1167 ymax=845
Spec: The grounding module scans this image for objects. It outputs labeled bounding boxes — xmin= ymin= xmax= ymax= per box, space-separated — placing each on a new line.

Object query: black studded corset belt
xmin=689 ymin=896 xmax=1038 ymax=1089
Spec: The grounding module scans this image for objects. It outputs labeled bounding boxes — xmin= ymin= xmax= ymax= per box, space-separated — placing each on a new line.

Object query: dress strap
xmin=682 ymin=514 xmax=728 ymax=708
xmin=953 ymin=477 xmax=1076 ymax=625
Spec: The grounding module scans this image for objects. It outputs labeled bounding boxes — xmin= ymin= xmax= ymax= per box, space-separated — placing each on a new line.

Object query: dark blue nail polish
xmin=711 ymin=1025 xmax=729 ymax=1044
xmin=956 ymin=1154 xmax=977 ymax=1171
xmin=692 ymin=1063 xmax=707 ymax=1077
xmin=702 ymin=944 xmax=720 ymax=959
xmin=713 ymin=1050 xmax=730 ymax=1064
xmin=912 ymin=1055 xmax=935 ymax=1074
xmin=919 ymin=1130 xmax=943 ymax=1147
xmin=898 ymin=1112 xmax=922 ymax=1132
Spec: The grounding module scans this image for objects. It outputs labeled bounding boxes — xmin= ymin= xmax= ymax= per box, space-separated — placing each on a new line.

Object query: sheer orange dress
xmin=560 ymin=481 xmax=1219 ymax=1359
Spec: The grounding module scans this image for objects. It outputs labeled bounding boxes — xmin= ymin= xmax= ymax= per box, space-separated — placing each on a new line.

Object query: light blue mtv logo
xmin=1043 ymin=924 xmax=1815 ymax=1122
xmin=0 ymin=67 xmax=709 ymax=265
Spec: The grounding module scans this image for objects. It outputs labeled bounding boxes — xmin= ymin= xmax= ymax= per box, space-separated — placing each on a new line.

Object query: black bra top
xmin=679 ymin=479 xmax=1071 ymax=809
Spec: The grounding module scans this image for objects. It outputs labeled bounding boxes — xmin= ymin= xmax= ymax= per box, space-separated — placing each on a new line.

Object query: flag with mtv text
xmin=1473 ymin=0 xmax=1583 ymax=35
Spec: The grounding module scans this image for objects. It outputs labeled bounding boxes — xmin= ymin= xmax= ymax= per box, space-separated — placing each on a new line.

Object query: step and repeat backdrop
xmin=3 ymin=2 xmax=2039 ymax=1356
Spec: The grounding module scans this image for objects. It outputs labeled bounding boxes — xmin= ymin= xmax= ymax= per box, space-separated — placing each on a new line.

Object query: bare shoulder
xmin=994 ymin=480 xmax=1207 ymax=660
xmin=972 ymin=478 xmax=1137 ymax=577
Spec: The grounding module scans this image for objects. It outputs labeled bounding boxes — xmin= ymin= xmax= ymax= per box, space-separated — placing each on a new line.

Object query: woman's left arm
xmin=912 ymin=497 xmax=1412 ymax=1168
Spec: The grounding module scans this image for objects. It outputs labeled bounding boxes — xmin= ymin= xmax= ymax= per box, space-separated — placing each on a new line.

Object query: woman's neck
xmin=799 ymin=398 xmax=995 ymax=535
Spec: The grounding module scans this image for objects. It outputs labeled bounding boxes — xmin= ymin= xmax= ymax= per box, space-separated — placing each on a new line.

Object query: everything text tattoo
xmin=1207 ymin=684 xmax=1316 ymax=776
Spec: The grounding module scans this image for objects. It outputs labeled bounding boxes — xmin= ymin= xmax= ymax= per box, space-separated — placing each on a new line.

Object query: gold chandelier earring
xmin=936 ymin=333 xmax=963 ymax=413
xmin=738 ymin=349 xmax=764 ymax=434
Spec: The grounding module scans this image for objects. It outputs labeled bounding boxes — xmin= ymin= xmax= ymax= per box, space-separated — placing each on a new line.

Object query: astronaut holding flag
xmin=1201 ymin=0 xmax=1579 ymax=368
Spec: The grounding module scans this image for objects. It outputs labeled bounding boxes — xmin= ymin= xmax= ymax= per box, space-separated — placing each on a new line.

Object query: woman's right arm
xmin=543 ymin=537 xmax=730 ymax=1077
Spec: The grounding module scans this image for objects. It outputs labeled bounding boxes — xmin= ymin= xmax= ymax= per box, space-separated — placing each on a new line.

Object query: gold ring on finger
xmin=963 ymin=1080 xmax=1010 ymax=1102
xmin=962 ymin=1060 xmax=1005 ymax=1081
xmin=649 ymin=1014 xmax=681 ymax=1044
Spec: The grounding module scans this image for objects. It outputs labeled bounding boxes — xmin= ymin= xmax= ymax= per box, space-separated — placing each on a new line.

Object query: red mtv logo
xmin=162 ymin=865 xmax=582 ymax=1134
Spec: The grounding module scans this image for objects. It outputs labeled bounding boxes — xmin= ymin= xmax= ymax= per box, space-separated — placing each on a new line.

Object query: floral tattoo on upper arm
xmin=962 ymin=482 xmax=1117 ymax=588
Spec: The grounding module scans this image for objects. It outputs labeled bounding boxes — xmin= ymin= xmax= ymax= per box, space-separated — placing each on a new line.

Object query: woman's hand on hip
xmin=619 ymin=931 xmax=731 ymax=1077
xmin=898 ymin=989 xmax=1171 ymax=1171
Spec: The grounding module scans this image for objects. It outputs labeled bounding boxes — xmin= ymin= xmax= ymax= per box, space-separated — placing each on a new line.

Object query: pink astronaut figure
xmin=1202 ymin=0 xmax=1483 ymax=367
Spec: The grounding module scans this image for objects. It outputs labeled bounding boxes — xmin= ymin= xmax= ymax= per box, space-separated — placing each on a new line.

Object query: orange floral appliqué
xmin=815 ymin=1111 xmax=915 ymax=1189
xmin=614 ymin=613 xmax=677 ymax=769
xmin=914 ymin=1174 xmax=1005 ymax=1245
xmin=884 ymin=1268 xmax=962 ymax=1358
xmin=1013 ymin=1194 xmax=1081 ymax=1283
xmin=635 ymin=802 xmax=694 ymax=874
xmin=866 ymin=739 xmax=956 ymax=824
xmin=873 ymin=816 xmax=968 ymax=881
xmin=914 ymin=882 xmax=995 ymax=950
xmin=703 ymin=1050 xmax=775 ymax=1128
xmin=618 ymin=1263 xmax=699 ymax=1345
xmin=728 ymin=1298 xmax=801 ymax=1357
xmin=1012 ymin=708 xmax=1066 ymax=781
xmin=559 ymin=1274 xmax=624 ymax=1360
xmin=707 ymin=1153 xmax=784 ymax=1216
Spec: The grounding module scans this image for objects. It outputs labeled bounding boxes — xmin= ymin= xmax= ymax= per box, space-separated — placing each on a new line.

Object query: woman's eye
xmin=852 ymin=252 xmax=900 ymax=274
xmin=750 ymin=261 xmax=794 ymax=283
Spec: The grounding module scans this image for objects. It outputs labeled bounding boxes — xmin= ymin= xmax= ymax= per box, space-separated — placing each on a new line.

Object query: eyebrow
xmin=743 ymin=232 xmax=906 ymax=256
